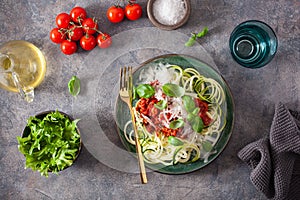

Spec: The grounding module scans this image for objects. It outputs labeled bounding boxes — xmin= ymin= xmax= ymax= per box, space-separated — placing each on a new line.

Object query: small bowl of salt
xmin=147 ymin=0 xmax=191 ymax=30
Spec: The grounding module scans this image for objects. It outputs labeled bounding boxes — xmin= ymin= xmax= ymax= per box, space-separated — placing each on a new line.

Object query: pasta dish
xmin=123 ymin=63 xmax=226 ymax=166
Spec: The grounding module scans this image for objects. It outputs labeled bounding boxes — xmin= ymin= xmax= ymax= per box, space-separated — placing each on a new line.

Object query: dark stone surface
xmin=0 ymin=0 xmax=299 ymax=199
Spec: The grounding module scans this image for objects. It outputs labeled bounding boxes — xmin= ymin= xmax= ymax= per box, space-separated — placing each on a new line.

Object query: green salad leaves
xmin=17 ymin=111 xmax=81 ymax=177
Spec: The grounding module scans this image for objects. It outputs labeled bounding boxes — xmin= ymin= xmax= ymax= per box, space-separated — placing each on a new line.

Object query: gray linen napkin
xmin=238 ymin=102 xmax=300 ymax=200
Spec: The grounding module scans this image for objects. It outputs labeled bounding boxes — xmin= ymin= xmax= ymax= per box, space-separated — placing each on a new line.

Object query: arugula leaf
xmin=162 ymin=83 xmax=185 ymax=97
xmin=136 ymin=84 xmax=155 ymax=98
xmin=169 ymin=118 xmax=185 ymax=129
xmin=185 ymin=27 xmax=209 ymax=47
xmin=68 ymin=76 xmax=80 ymax=97
xmin=17 ymin=111 xmax=81 ymax=177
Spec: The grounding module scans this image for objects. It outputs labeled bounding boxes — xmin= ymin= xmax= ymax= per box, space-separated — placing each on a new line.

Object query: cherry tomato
xmin=80 ymin=34 xmax=96 ymax=51
xmin=70 ymin=6 xmax=87 ymax=23
xmin=97 ymin=33 xmax=112 ymax=48
xmin=56 ymin=13 xmax=71 ymax=29
xmin=50 ymin=28 xmax=66 ymax=44
xmin=107 ymin=6 xmax=125 ymax=23
xmin=60 ymin=40 xmax=77 ymax=55
xmin=125 ymin=3 xmax=142 ymax=21
xmin=68 ymin=25 xmax=84 ymax=41
xmin=82 ymin=18 xmax=98 ymax=34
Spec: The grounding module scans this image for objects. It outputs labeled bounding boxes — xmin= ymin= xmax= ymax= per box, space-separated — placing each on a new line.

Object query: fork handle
xmin=129 ymin=106 xmax=148 ymax=184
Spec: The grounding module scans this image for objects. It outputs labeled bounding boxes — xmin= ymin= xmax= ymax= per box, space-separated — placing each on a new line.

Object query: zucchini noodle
xmin=124 ymin=63 xmax=226 ymax=166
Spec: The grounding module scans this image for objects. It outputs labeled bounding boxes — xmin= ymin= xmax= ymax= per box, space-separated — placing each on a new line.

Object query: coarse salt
xmin=153 ymin=0 xmax=187 ymax=26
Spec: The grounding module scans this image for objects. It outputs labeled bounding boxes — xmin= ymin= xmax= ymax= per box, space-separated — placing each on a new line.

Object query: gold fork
xmin=119 ymin=66 xmax=148 ymax=184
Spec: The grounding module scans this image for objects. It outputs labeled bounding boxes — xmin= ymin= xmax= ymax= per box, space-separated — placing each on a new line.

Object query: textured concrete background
xmin=0 ymin=0 xmax=299 ymax=199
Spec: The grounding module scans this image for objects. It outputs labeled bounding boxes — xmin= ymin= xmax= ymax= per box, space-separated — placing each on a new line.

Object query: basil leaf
xmin=191 ymin=116 xmax=204 ymax=133
xmin=185 ymin=33 xmax=197 ymax=47
xmin=132 ymin=86 xmax=137 ymax=100
xmin=162 ymin=83 xmax=185 ymax=97
xmin=154 ymin=100 xmax=167 ymax=110
xmin=168 ymin=136 xmax=184 ymax=146
xmin=187 ymin=113 xmax=194 ymax=122
xmin=182 ymin=95 xmax=195 ymax=112
xmin=202 ymin=141 xmax=213 ymax=152
xmin=185 ymin=27 xmax=209 ymax=47
xmin=136 ymin=84 xmax=155 ymax=98
xmin=68 ymin=76 xmax=80 ymax=97
xmin=169 ymin=118 xmax=185 ymax=129
xmin=192 ymin=107 xmax=200 ymax=115
xmin=196 ymin=26 xmax=209 ymax=38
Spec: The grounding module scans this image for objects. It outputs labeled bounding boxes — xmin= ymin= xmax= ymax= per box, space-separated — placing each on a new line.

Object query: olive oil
xmin=0 ymin=40 xmax=46 ymax=93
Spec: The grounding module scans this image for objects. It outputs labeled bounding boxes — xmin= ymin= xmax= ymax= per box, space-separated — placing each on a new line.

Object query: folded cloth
xmin=238 ymin=102 xmax=300 ymax=200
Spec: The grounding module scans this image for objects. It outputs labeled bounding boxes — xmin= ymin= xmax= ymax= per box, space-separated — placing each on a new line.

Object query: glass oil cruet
xmin=0 ymin=40 xmax=46 ymax=102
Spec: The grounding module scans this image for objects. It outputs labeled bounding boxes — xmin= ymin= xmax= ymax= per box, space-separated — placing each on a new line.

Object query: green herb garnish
xmin=168 ymin=136 xmax=184 ymax=146
xmin=136 ymin=84 xmax=155 ymax=98
xmin=202 ymin=141 xmax=213 ymax=152
xmin=17 ymin=111 xmax=81 ymax=177
xmin=182 ymin=95 xmax=195 ymax=112
xmin=154 ymin=100 xmax=167 ymax=110
xmin=68 ymin=76 xmax=81 ymax=97
xmin=185 ymin=27 xmax=209 ymax=47
xmin=183 ymin=95 xmax=204 ymax=133
xmin=190 ymin=116 xmax=204 ymax=133
xmin=169 ymin=118 xmax=185 ymax=129
xmin=162 ymin=83 xmax=185 ymax=97
xmin=185 ymin=34 xmax=197 ymax=47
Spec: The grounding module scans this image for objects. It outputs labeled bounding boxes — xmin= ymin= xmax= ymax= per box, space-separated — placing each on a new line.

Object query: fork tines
xmin=120 ymin=66 xmax=133 ymax=90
